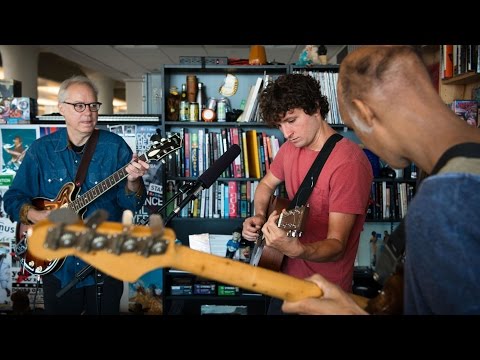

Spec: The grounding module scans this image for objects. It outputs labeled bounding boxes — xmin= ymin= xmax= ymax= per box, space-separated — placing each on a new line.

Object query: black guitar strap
xmin=74 ymin=129 xmax=99 ymax=187
xmin=288 ymin=133 xmax=343 ymax=210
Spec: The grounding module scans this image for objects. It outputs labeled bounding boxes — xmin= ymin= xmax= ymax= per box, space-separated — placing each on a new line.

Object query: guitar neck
xmin=172 ymin=246 xmax=322 ymax=302
xmin=27 ymin=217 xmax=369 ymax=310
xmin=69 ymin=154 xmax=148 ymax=213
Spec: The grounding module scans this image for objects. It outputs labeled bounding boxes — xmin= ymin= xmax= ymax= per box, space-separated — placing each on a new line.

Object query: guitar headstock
xmin=277 ymin=206 xmax=309 ymax=238
xmin=145 ymin=133 xmax=182 ymax=162
xmin=27 ymin=210 xmax=178 ymax=282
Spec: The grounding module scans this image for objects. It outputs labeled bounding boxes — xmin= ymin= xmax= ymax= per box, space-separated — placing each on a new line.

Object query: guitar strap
xmin=74 ymin=129 xmax=99 ymax=187
xmin=56 ymin=129 xmax=99 ymax=299
xmin=288 ymin=133 xmax=343 ymax=210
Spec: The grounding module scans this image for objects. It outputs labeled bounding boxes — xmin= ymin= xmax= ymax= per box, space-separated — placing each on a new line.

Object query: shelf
xmin=165 ymin=121 xmax=346 ymax=131
xmin=168 ymin=176 xmax=261 ymax=182
xmin=164 ymin=64 xmax=289 ymax=74
xmin=372 ymin=177 xmax=417 ymax=183
xmin=170 ymin=217 xmax=245 ymax=222
xmin=290 ymin=64 xmax=340 ymax=71
xmin=442 ymin=72 xmax=480 ymax=85
xmin=165 ymin=295 xmax=264 ymax=301
xmin=165 ymin=121 xmax=274 ymax=127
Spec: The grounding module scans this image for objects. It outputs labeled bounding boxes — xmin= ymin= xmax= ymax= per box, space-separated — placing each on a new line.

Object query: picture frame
xmin=0 ymin=125 xmax=40 ymax=176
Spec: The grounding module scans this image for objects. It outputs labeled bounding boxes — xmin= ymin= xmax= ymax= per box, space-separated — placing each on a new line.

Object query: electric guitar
xmin=250 ymin=196 xmax=309 ymax=272
xmin=25 ymin=209 xmax=369 ymax=309
xmin=14 ymin=134 xmax=182 ymax=276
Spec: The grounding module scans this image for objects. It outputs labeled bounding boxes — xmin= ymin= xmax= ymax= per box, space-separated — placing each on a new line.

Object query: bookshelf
xmin=157 ymin=64 xmax=290 ymax=314
xmin=422 ymin=45 xmax=480 ymax=104
xmin=152 ymin=62 xmax=414 ymax=311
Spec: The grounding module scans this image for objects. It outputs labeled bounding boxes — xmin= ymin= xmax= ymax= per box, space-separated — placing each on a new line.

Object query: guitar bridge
xmin=286 ymin=229 xmax=303 ymax=238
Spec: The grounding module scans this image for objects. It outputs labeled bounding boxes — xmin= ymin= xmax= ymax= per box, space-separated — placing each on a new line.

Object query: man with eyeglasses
xmin=4 ymin=75 xmax=149 ymax=315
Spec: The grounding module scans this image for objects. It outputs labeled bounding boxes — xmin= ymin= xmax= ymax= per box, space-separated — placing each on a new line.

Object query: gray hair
xmin=58 ymin=75 xmax=99 ymax=103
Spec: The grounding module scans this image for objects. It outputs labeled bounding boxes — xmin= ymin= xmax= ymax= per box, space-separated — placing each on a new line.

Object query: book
xmin=246 ymin=129 xmax=261 ymax=178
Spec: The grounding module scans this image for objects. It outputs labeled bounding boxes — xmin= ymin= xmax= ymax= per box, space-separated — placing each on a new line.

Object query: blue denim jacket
xmin=4 ymin=128 xmax=146 ymax=288
xmin=405 ymin=171 xmax=480 ymax=314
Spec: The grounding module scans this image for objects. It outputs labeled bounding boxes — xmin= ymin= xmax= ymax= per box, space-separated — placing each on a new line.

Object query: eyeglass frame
xmin=62 ymin=101 xmax=102 ymax=113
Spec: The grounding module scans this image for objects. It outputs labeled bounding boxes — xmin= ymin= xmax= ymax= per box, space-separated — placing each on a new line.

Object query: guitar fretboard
xmin=69 ymin=154 xmax=147 ymax=213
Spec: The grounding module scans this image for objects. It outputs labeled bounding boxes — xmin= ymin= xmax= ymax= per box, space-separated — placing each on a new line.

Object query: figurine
xmin=296 ymin=45 xmax=328 ymax=66
xmin=225 ymin=227 xmax=242 ymax=259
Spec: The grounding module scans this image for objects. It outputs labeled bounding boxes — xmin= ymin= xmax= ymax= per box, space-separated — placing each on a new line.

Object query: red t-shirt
xmin=270 ymin=138 xmax=373 ymax=291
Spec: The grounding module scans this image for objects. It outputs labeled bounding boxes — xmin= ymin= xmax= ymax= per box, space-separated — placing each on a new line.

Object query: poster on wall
xmin=39 ymin=124 xmax=66 ymax=137
xmin=0 ymin=186 xmax=16 ymax=310
xmin=135 ymin=125 xmax=164 ymax=226
xmin=128 ymin=268 xmax=163 ymax=315
xmin=0 ymin=240 xmax=12 ymax=308
xmin=0 ymin=125 xmax=39 ymax=176
xmin=109 ymin=125 xmax=165 ymax=315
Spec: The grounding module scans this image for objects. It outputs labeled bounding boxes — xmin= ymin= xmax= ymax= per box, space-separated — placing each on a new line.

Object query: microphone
xmin=165 ymin=144 xmax=241 ymax=224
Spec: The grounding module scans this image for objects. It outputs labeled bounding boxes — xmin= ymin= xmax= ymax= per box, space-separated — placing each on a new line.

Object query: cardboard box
xmin=0 ymin=79 xmax=22 ymax=97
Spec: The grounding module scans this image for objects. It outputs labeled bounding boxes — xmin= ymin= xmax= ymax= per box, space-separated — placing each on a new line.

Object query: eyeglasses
xmin=63 ymin=101 xmax=102 ymax=113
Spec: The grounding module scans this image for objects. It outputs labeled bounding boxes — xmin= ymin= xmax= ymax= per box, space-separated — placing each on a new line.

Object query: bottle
xmin=196 ymin=82 xmax=205 ymax=121
xmin=186 ymin=75 xmax=197 ymax=103
xmin=217 ymin=97 xmax=229 ymax=122
xmin=179 ymin=83 xmax=189 ymax=121
xmin=180 ymin=83 xmax=187 ymax=101
xmin=166 ymin=86 xmax=180 ymax=121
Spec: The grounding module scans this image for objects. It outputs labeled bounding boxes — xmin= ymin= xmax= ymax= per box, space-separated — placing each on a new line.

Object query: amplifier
xmin=179 ymin=56 xmax=228 ymax=66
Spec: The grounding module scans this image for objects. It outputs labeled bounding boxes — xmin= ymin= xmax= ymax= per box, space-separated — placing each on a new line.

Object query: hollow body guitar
xmin=250 ymin=196 xmax=309 ymax=272
xmin=14 ymin=134 xmax=182 ymax=276
xmin=26 ymin=209 xmax=370 ymax=311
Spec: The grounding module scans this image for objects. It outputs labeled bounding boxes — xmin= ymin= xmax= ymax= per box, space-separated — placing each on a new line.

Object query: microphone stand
xmin=163 ymin=182 xmax=204 ymax=226
xmin=56 ymin=264 xmax=95 ymax=298
xmin=156 ymin=182 xmax=195 ymax=217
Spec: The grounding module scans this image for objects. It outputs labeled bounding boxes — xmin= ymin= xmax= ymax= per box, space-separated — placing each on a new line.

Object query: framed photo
xmin=0 ymin=125 xmax=40 ymax=176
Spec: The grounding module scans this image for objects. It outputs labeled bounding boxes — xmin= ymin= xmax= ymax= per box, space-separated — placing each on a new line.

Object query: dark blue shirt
xmin=4 ymin=128 xmax=146 ymax=288
xmin=405 ymin=165 xmax=480 ymax=314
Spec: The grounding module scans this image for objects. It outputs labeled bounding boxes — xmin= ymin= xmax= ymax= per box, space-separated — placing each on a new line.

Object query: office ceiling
xmin=39 ymin=45 xmax=346 ymax=83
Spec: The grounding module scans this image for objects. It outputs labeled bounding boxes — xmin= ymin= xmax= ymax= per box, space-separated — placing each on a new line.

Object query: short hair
xmin=339 ymin=45 xmax=427 ymax=106
xmin=58 ymin=75 xmax=99 ymax=103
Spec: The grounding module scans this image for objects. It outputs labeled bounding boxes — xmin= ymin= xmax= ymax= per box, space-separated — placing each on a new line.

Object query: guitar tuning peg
xmin=149 ymin=214 xmax=164 ymax=237
xmin=45 ymin=208 xmax=81 ymax=250
xmin=168 ymin=154 xmax=172 ymax=160
xmin=48 ymin=208 xmax=79 ymax=225
xmin=85 ymin=209 xmax=109 ymax=229
xmin=59 ymin=232 xmax=76 ymax=247
xmin=161 ymin=159 xmax=166 ymax=164
xmin=122 ymin=210 xmax=134 ymax=227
